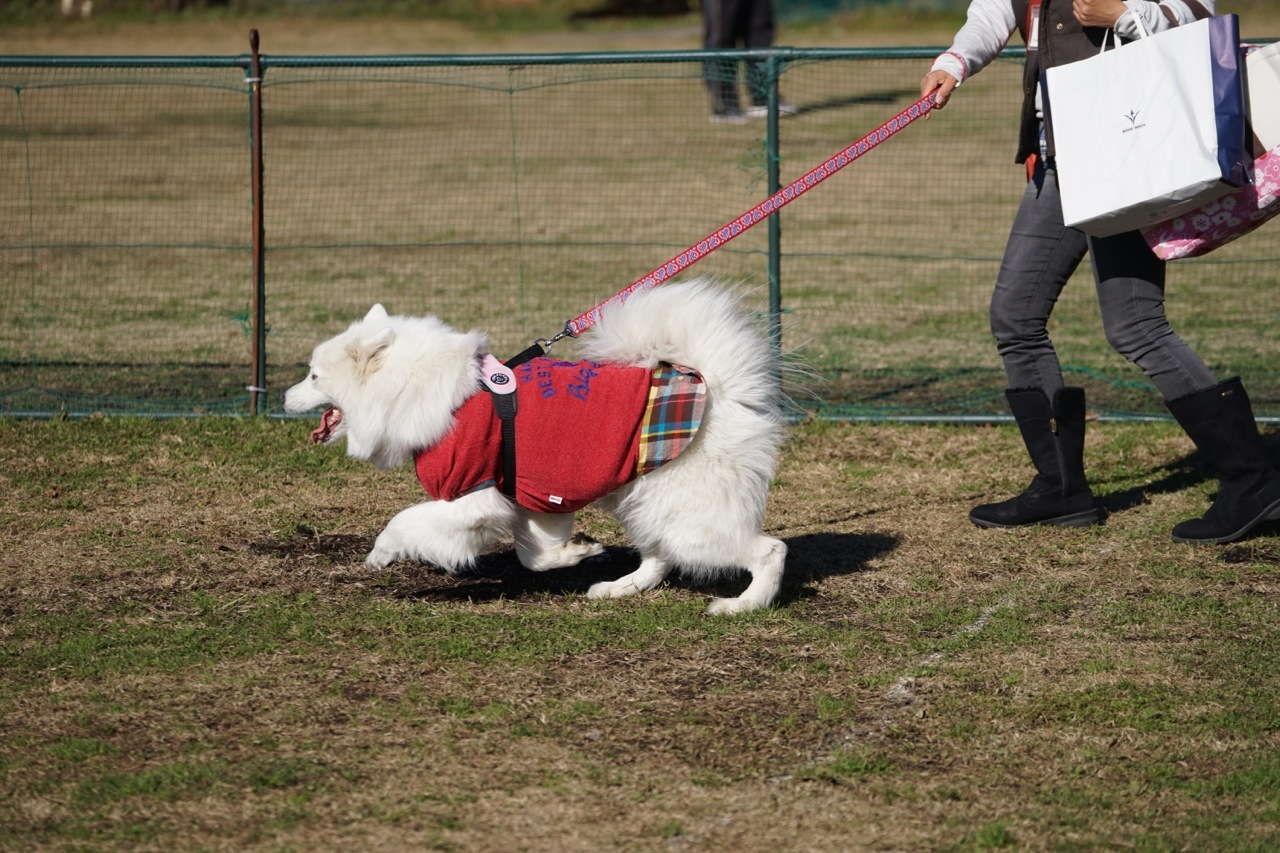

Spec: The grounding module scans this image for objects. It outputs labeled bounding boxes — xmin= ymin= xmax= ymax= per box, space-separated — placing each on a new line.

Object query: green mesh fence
xmin=2 ymin=59 xmax=252 ymax=416
xmin=2 ymin=47 xmax=1277 ymax=420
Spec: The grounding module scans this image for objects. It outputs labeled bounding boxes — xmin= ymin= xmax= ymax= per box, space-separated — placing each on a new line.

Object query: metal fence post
xmin=765 ymin=51 xmax=782 ymax=354
xmin=247 ymin=29 xmax=267 ymax=415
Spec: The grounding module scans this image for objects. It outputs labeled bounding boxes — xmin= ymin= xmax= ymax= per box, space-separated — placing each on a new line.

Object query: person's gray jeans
xmin=988 ymin=163 xmax=1217 ymax=401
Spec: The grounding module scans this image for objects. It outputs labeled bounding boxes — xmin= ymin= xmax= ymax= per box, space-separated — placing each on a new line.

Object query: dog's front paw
xmin=364 ymin=546 xmax=396 ymax=570
xmin=568 ymin=533 xmax=606 ymax=562
xmin=706 ymin=596 xmax=766 ymax=616
xmin=586 ymin=579 xmax=631 ymax=600
xmin=523 ymin=533 xmax=605 ymax=572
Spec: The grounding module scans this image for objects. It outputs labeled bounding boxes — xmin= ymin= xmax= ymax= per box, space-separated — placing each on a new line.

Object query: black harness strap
xmin=481 ymin=343 xmax=547 ymax=500
xmin=504 ymin=343 xmax=546 ymax=370
xmin=491 ymin=390 xmax=518 ymax=499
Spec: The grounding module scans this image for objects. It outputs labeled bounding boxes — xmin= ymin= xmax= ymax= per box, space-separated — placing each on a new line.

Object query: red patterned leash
xmin=504 ymin=92 xmax=938 ymax=366
xmin=536 ymin=91 xmax=938 ymax=347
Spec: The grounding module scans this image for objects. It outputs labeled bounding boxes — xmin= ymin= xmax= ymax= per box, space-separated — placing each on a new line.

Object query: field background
xmin=4 ymin=3 xmax=1280 ymax=851
xmin=3 ymin=1 xmax=1279 ymax=417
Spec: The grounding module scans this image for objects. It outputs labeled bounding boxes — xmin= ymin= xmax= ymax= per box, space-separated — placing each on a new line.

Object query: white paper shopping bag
xmin=1043 ymin=14 xmax=1249 ymax=238
xmin=1246 ymin=42 xmax=1280 ymax=152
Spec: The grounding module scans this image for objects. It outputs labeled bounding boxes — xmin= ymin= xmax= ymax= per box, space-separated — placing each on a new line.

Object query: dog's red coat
xmin=413 ymin=358 xmax=655 ymax=513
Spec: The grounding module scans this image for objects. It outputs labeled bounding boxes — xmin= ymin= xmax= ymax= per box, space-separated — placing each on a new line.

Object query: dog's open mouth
xmin=311 ymin=407 xmax=343 ymax=444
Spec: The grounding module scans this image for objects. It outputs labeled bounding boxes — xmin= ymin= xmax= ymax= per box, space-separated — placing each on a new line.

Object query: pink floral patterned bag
xmin=1142 ymin=143 xmax=1280 ymax=260
xmin=1143 ymin=43 xmax=1280 ymax=260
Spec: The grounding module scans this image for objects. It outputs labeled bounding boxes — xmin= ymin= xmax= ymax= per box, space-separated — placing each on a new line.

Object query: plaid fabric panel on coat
xmin=636 ymin=364 xmax=706 ymax=476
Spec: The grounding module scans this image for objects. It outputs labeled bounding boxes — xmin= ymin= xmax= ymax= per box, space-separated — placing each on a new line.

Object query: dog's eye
xmin=311 ymin=373 xmax=318 ymax=381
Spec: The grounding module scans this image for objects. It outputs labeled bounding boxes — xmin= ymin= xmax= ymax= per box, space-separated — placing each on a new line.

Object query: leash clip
xmin=535 ymin=321 xmax=576 ymax=354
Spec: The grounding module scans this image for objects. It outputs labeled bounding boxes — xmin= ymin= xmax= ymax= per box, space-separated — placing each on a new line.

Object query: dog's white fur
xmin=283 ymin=279 xmax=786 ymax=614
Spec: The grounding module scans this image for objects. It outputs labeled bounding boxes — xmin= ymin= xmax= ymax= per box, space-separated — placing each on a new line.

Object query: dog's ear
xmin=346 ymin=328 xmax=396 ymax=380
xmin=364 ymin=304 xmax=390 ymax=323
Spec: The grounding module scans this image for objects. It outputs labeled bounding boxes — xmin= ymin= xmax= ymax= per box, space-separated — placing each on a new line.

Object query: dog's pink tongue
xmin=311 ymin=408 xmax=342 ymax=444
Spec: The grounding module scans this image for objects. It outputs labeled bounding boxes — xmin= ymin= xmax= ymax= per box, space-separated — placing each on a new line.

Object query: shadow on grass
xmin=1098 ymin=430 xmax=1280 ymax=542
xmin=373 ymin=531 xmax=897 ymax=608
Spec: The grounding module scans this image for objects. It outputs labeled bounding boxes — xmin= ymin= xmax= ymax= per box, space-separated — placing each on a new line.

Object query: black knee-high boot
xmin=970 ymin=386 xmax=1101 ymax=528
xmin=1165 ymin=377 xmax=1280 ymax=544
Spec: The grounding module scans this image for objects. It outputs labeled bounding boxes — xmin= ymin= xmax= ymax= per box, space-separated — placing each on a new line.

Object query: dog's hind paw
xmin=585 ymin=555 xmax=672 ymax=601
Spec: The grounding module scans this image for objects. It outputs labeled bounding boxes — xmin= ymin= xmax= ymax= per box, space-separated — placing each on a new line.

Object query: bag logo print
xmin=1122 ymin=109 xmax=1146 ymax=134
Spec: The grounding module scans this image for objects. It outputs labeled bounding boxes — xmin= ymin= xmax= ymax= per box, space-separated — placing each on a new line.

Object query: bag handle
xmin=1100 ymin=7 xmax=1152 ymax=53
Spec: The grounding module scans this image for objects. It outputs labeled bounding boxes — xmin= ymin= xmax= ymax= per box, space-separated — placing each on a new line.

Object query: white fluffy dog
xmin=283 ymin=279 xmax=786 ymax=614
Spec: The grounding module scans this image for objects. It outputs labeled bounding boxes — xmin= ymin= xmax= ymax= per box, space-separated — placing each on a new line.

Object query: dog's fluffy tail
xmin=576 ymin=277 xmax=781 ymax=419
xmin=577 ymin=277 xmax=786 ymax=593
